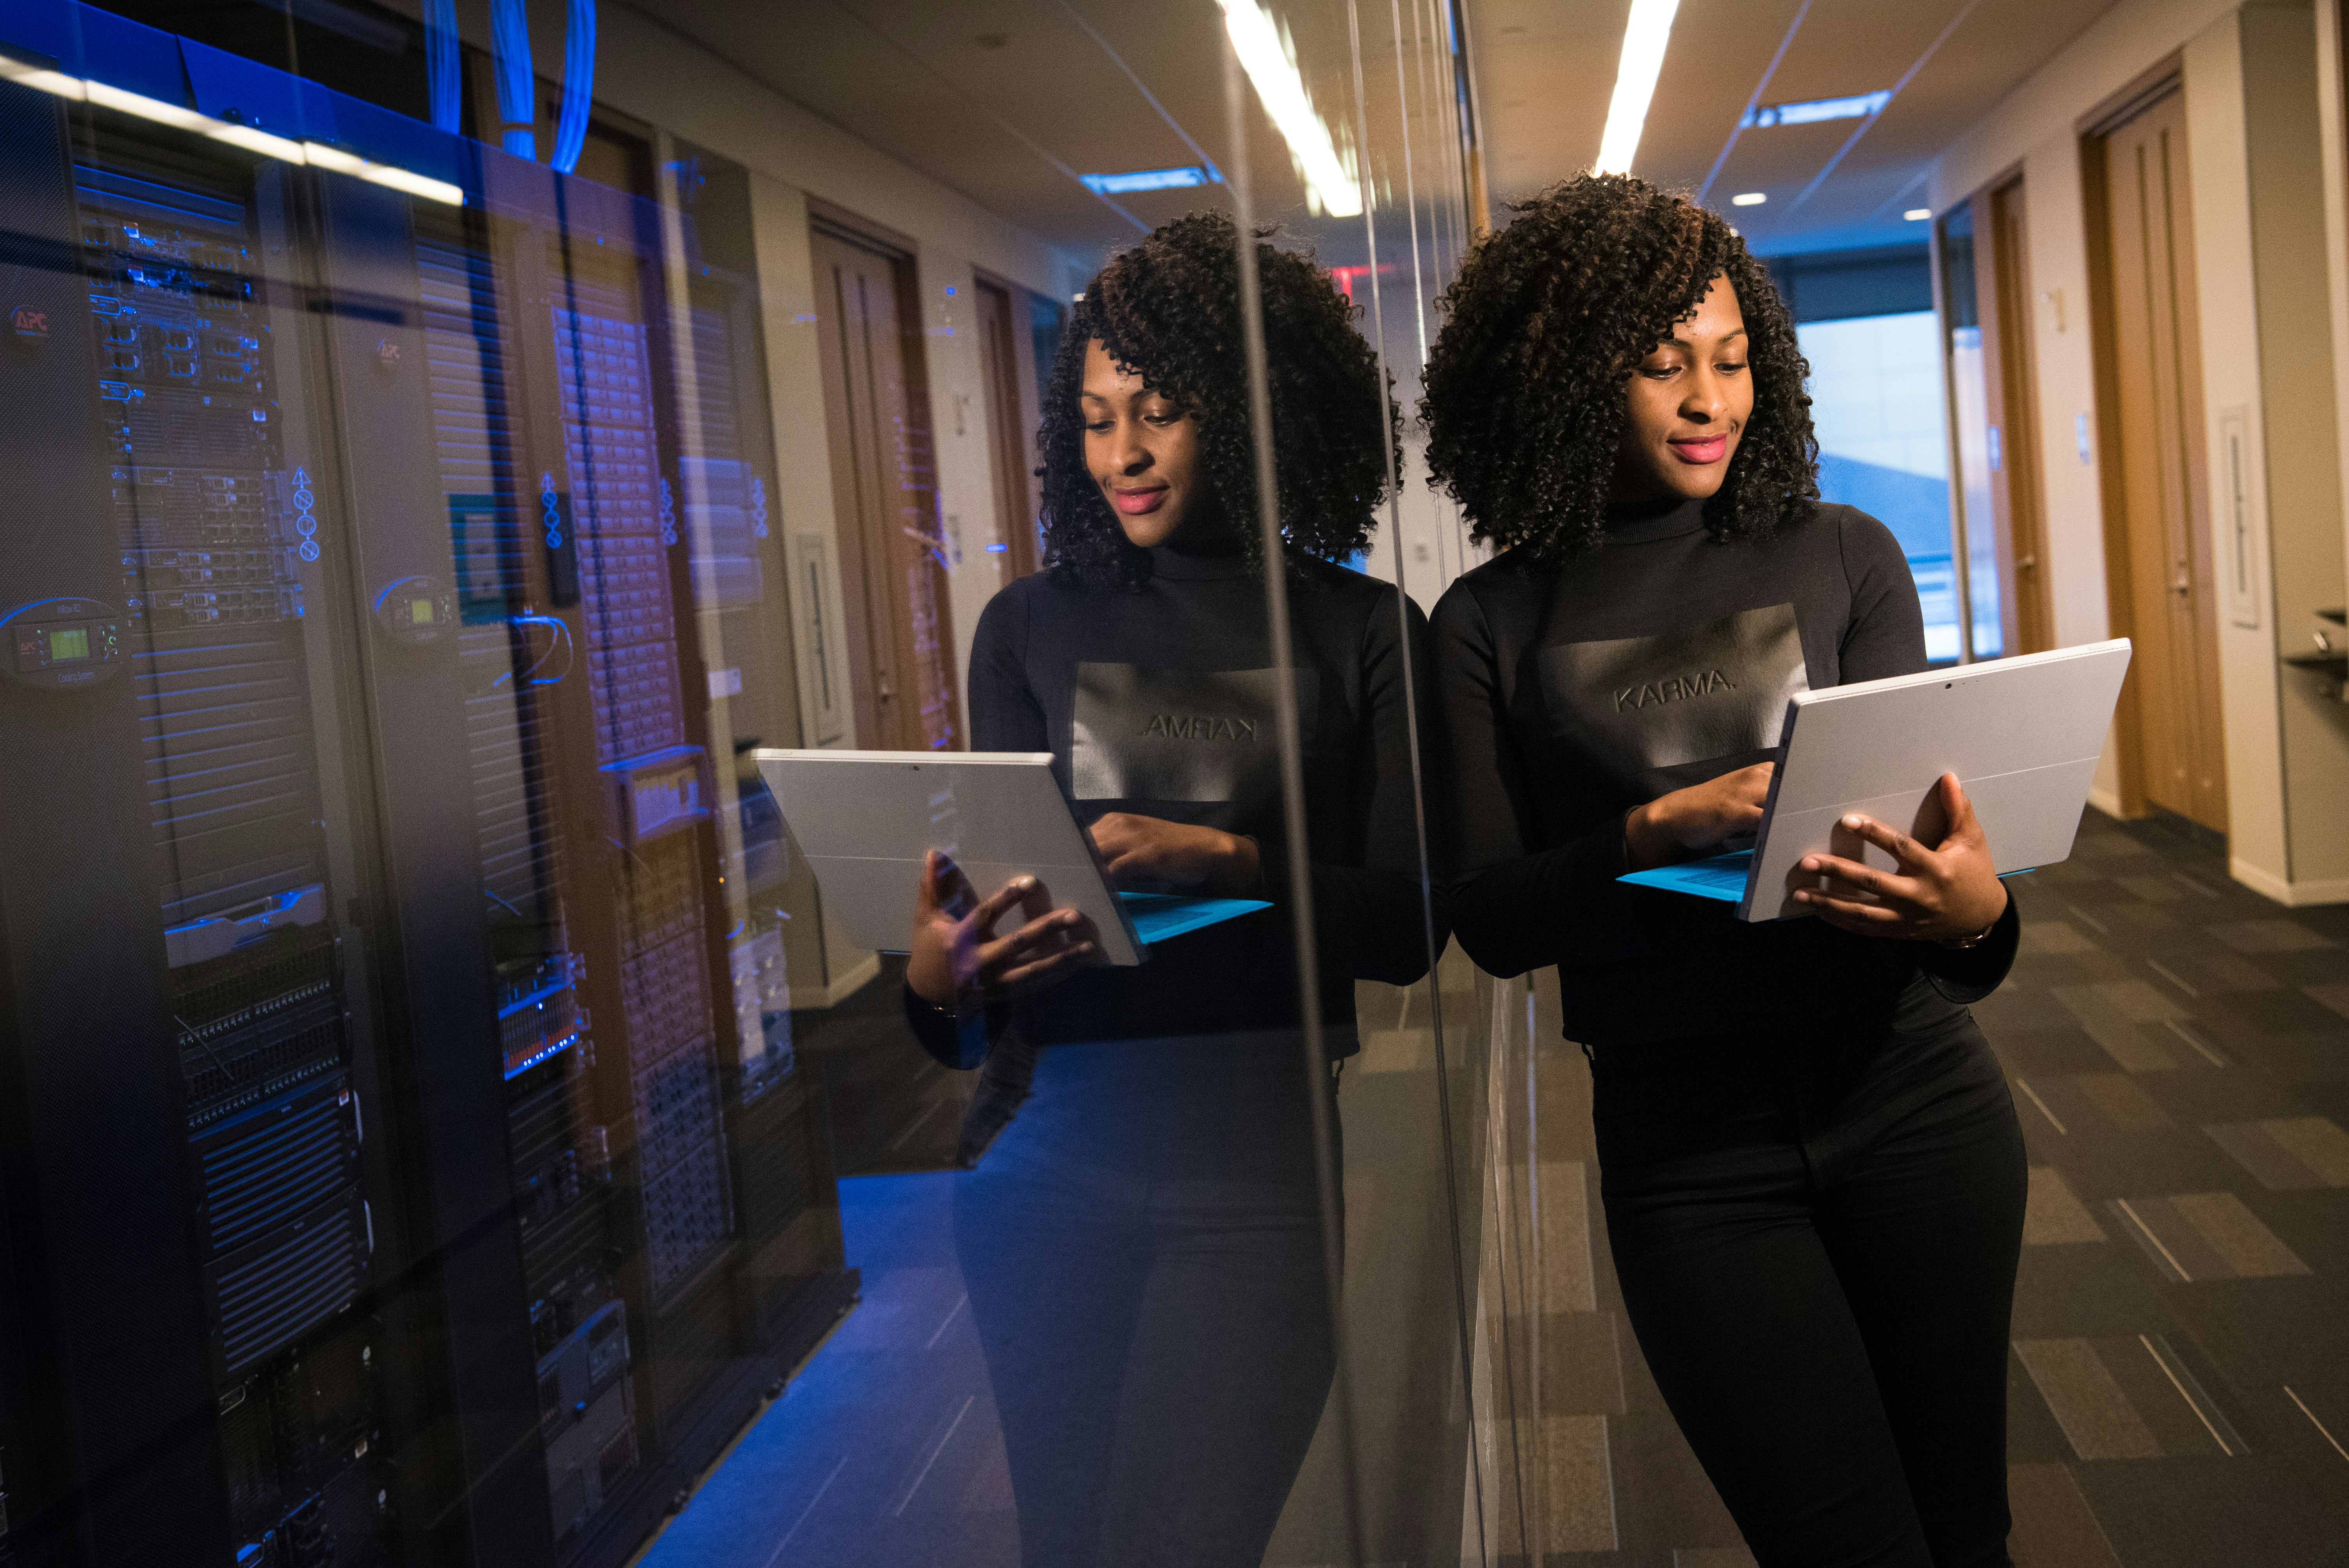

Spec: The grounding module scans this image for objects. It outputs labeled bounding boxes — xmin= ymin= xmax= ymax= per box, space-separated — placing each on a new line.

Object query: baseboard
xmin=2230 ymin=858 xmax=2349 ymax=907
xmin=812 ymin=950 xmax=881 ymax=1008
xmin=2087 ymin=787 xmax=2126 ymax=820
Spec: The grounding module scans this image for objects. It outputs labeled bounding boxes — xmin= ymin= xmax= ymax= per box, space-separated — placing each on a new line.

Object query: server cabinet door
xmin=0 ymin=78 xmax=236 ymax=1568
xmin=307 ymin=174 xmax=555 ymax=1568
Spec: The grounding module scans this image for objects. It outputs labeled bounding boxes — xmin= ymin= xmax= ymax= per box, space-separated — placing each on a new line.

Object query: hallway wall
xmin=1929 ymin=0 xmax=2349 ymax=906
xmin=378 ymin=0 xmax=1086 ymax=1001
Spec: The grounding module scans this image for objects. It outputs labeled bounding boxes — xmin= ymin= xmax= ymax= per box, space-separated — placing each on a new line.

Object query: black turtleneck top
xmin=909 ymin=544 xmax=1438 ymax=1064
xmin=1431 ymin=498 xmax=2018 ymax=1050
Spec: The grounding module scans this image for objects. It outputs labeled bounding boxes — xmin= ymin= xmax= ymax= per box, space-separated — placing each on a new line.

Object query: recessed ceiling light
xmin=1080 ymin=166 xmax=1215 ymax=195
xmin=1595 ymin=0 xmax=1680 ymax=176
xmin=1904 ymin=207 xmax=1932 ymax=221
xmin=1732 ymin=192 xmax=1766 ymax=207
xmin=1740 ymin=90 xmax=1891 ymax=129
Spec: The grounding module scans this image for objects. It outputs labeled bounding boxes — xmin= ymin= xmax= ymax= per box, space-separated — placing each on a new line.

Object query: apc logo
xmin=1615 ymin=670 xmax=1736 ymax=711
xmin=11 ymin=305 xmax=49 ymax=339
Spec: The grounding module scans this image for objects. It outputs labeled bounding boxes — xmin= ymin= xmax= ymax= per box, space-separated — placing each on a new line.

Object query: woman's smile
xmin=1109 ymin=483 xmax=1170 ymax=515
xmin=1668 ymin=432 xmax=1731 ymax=466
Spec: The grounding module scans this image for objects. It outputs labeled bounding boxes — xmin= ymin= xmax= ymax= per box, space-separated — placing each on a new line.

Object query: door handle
xmin=2018 ymin=554 xmax=2037 ymax=570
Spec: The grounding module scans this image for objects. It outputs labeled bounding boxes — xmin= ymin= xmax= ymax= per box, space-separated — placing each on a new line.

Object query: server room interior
xmin=0 ymin=2 xmax=2343 ymax=1568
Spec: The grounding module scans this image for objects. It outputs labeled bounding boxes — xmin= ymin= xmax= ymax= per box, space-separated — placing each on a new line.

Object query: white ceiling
xmin=622 ymin=0 xmax=2126 ymax=266
xmin=1470 ymin=0 xmax=2124 ymax=253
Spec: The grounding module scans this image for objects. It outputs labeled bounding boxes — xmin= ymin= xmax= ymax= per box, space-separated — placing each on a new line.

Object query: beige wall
xmin=1930 ymin=0 xmax=2349 ymax=904
xmin=2222 ymin=5 xmax=2349 ymax=901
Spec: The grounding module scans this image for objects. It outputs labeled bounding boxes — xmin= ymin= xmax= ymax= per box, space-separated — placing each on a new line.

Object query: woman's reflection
xmin=898 ymin=212 xmax=1435 ymax=1566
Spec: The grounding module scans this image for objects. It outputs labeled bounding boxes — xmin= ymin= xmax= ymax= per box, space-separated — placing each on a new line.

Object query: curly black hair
xmin=1037 ymin=211 xmax=1397 ymax=590
xmin=1420 ymin=173 xmax=1817 ymax=564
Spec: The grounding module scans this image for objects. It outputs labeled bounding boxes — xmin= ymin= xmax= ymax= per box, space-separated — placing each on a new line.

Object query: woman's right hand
xmin=1624 ymin=761 xmax=1775 ymax=871
xmin=905 ymin=850 xmax=1099 ymax=1009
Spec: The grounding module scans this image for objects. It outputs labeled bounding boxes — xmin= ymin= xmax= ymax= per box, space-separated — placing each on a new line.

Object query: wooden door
xmin=809 ymin=226 xmax=960 ymax=751
xmin=2096 ymin=90 xmax=2228 ymax=829
xmin=1980 ymin=177 xmax=2053 ymax=654
xmin=975 ymin=278 xmax=1042 ymax=579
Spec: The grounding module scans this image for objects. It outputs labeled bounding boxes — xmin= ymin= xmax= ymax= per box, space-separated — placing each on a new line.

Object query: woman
xmin=1422 ymin=173 xmax=2025 ymax=1568
xmin=899 ymin=212 xmax=1435 ymax=1567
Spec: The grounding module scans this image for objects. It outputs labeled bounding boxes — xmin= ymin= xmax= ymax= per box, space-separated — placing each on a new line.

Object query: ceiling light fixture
xmin=1594 ymin=0 xmax=1680 ymax=176
xmin=1904 ymin=207 xmax=1932 ymax=221
xmin=1 ymin=51 xmax=463 ymax=204
xmin=1080 ymin=166 xmax=1216 ymax=196
xmin=1732 ymin=192 xmax=1766 ymax=207
xmin=1216 ymin=0 xmax=1361 ymax=217
xmin=1740 ymin=89 xmax=1891 ymax=129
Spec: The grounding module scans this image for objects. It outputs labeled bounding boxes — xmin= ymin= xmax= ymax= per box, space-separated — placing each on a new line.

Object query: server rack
xmin=0 ymin=87 xmax=400 ymax=1566
xmin=0 ymin=11 xmax=852 ymax=1565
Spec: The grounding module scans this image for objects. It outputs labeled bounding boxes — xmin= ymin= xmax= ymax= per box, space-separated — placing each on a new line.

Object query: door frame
xmin=805 ymin=203 xmax=961 ymax=752
xmin=972 ymin=271 xmax=1044 ymax=580
xmin=1979 ymin=174 xmax=2054 ymax=656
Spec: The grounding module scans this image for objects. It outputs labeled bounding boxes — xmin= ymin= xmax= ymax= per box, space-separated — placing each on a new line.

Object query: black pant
xmin=955 ymin=1031 xmax=1339 ymax=1568
xmin=1593 ymin=993 xmax=2027 ymax=1568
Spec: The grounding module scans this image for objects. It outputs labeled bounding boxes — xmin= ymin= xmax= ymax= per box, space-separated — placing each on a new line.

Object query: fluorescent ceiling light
xmin=1731 ymin=191 xmax=1766 ymax=207
xmin=301 ymin=141 xmax=371 ymax=175
xmin=0 ymin=53 xmax=463 ymax=205
xmin=1081 ymin=166 xmax=1214 ymax=196
xmin=1905 ymin=207 xmax=1932 ymax=221
xmin=1595 ymin=0 xmax=1679 ymax=176
xmin=360 ymin=164 xmax=464 ymax=206
xmin=0 ymin=52 xmax=87 ymax=98
xmin=210 ymin=123 xmax=308 ymax=163
xmin=87 ymin=80 xmax=210 ymax=130
xmin=1216 ymin=0 xmax=1362 ymax=218
xmin=1740 ymin=90 xmax=1891 ymax=130
xmin=306 ymin=141 xmax=464 ymax=205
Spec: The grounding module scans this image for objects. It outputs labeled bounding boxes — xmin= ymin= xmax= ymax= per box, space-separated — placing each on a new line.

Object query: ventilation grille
xmin=417 ymin=237 xmax=565 ymax=926
xmin=206 ymin=1194 xmax=365 ymax=1385
xmin=192 ymin=1074 xmax=358 ymax=1260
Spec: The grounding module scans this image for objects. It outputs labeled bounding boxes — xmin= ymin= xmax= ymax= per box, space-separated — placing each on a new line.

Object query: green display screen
xmin=48 ymin=626 xmax=89 ymax=661
xmin=410 ymin=598 xmax=436 ymax=625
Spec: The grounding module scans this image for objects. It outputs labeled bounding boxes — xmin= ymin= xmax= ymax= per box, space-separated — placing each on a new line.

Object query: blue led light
xmin=540 ymin=470 xmax=563 ymax=551
xmin=1080 ymin=166 xmax=1215 ymax=195
xmin=1740 ymin=91 xmax=1890 ymax=130
xmin=502 ymin=1029 xmax=583 ymax=1080
xmin=291 ymin=466 xmax=319 ymax=565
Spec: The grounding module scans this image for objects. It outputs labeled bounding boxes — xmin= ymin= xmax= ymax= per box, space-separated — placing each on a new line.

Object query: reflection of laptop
xmin=1619 ymin=640 xmax=2133 ymax=922
xmin=754 ymin=750 xmax=1269 ymax=966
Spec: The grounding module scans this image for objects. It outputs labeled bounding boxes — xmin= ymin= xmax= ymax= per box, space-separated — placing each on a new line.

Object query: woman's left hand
xmin=1791 ymin=772 xmax=2009 ymax=943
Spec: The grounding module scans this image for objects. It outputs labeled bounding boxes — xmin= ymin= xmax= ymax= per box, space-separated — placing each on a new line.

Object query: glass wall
xmin=0 ymin=4 xmax=1518 ymax=1568
xmin=0 ymin=8 xmax=845 ymax=1565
